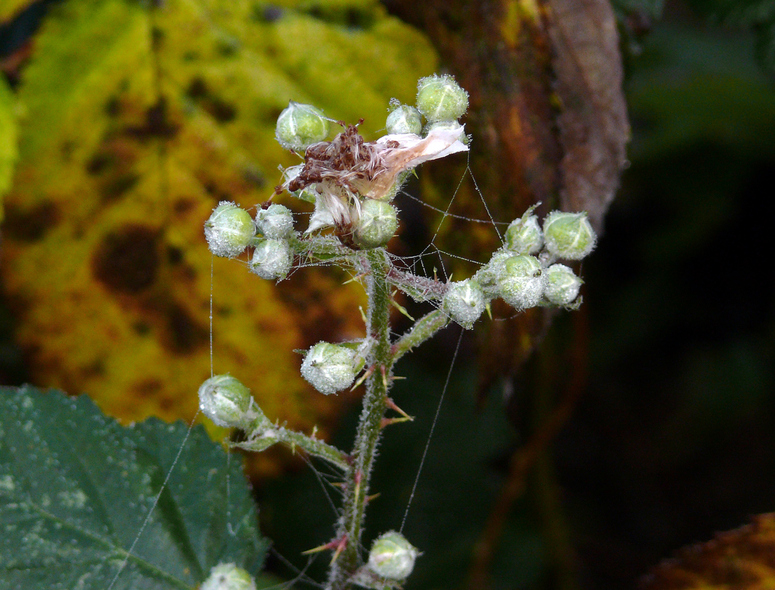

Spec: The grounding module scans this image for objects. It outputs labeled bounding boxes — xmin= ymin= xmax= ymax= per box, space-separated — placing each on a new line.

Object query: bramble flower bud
xmin=443 ymin=278 xmax=485 ymax=329
xmin=354 ymin=200 xmax=399 ymax=249
xmin=497 ymin=255 xmax=545 ymax=310
xmin=544 ymin=263 xmax=583 ymax=306
xmin=199 ymin=374 xmax=253 ymax=429
xmin=505 ymin=211 xmax=543 ymax=255
xmin=201 ymin=563 xmax=256 ymax=590
xmin=250 ymin=238 xmax=292 ymax=280
xmin=275 ymin=101 xmax=330 ymax=151
xmin=367 ymin=531 xmax=420 ymax=581
xmin=386 ymin=102 xmax=423 ymax=135
xmin=205 ymin=201 xmax=256 ymax=258
xmin=256 ymin=203 xmax=294 ymax=239
xmin=300 ymin=342 xmax=358 ymax=395
xmin=543 ymin=211 xmax=596 ymax=260
xmin=416 ymin=74 xmax=469 ymax=123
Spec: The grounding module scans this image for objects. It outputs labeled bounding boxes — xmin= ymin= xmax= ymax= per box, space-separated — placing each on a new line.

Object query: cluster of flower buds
xmin=204 ymin=200 xmax=298 ymax=281
xmin=275 ymin=74 xmax=469 ymax=249
xmin=442 ymin=209 xmax=596 ymax=328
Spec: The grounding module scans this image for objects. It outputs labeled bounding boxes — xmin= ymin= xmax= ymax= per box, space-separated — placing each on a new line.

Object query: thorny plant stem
xmin=328 ymin=249 xmax=393 ymax=590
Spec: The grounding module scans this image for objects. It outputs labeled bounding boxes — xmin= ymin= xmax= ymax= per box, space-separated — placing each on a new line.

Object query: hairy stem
xmin=328 ymin=249 xmax=393 ymax=590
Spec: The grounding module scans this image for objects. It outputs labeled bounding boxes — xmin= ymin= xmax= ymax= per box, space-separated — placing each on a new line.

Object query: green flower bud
xmin=443 ymin=278 xmax=485 ymax=329
xmin=542 ymin=211 xmax=597 ymax=260
xmin=250 ymin=238 xmax=292 ymax=280
xmin=199 ymin=375 xmax=253 ymax=429
xmin=544 ymin=263 xmax=583 ymax=306
xmin=416 ymin=74 xmax=469 ymax=123
xmin=354 ymin=200 xmax=399 ymax=249
xmin=386 ymin=102 xmax=423 ymax=135
xmin=367 ymin=531 xmax=420 ymax=581
xmin=275 ymin=101 xmax=330 ymax=151
xmin=204 ymin=201 xmax=256 ymax=258
xmin=201 ymin=563 xmax=256 ymax=590
xmin=301 ymin=342 xmax=358 ymax=395
xmin=497 ymin=255 xmax=545 ymax=310
xmin=256 ymin=203 xmax=294 ymax=239
xmin=505 ymin=212 xmax=543 ymax=255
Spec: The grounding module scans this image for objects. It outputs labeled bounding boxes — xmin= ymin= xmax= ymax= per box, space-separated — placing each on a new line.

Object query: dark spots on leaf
xmin=182 ymin=50 xmax=199 ymax=62
xmin=208 ymin=98 xmax=237 ymax=123
xmin=254 ymin=4 xmax=284 ymax=22
xmin=303 ymin=5 xmax=374 ymax=30
xmin=186 ymin=77 xmax=208 ymax=99
xmin=102 ymin=173 xmax=140 ymax=201
xmin=126 ymin=97 xmax=179 ymax=140
xmin=186 ymin=77 xmax=238 ymax=123
xmin=167 ymin=245 xmax=183 ymax=265
xmin=162 ymin=303 xmax=208 ymax=354
xmin=216 ymin=37 xmax=240 ymax=57
xmin=173 ymin=198 xmax=196 ymax=216
xmin=92 ymin=225 xmax=160 ymax=294
xmin=86 ymin=152 xmax=113 ymax=175
xmin=133 ymin=321 xmax=151 ymax=336
xmin=150 ymin=25 xmax=164 ymax=50
xmin=104 ymin=96 xmax=121 ymax=117
xmin=133 ymin=378 xmax=163 ymax=398
xmin=81 ymin=359 xmax=106 ymax=378
xmin=4 ymin=201 xmax=61 ymax=242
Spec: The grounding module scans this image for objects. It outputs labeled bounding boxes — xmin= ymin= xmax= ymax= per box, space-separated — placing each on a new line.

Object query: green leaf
xmin=0 ymin=75 xmax=16 ymax=222
xmin=0 ymin=385 xmax=267 ymax=590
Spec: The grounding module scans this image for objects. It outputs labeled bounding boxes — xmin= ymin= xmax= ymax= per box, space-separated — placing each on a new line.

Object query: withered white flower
xmin=283 ymin=122 xmax=468 ymax=239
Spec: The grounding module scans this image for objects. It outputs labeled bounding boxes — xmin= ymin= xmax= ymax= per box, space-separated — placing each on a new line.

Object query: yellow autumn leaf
xmin=2 ymin=0 xmax=437 ymax=450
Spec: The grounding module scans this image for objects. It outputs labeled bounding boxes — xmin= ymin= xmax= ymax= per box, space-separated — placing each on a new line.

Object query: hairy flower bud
xmin=199 ymin=375 xmax=253 ymax=429
xmin=416 ymin=74 xmax=469 ymax=123
xmin=543 ymin=211 xmax=596 ymax=260
xmin=354 ymin=200 xmax=399 ymax=249
xmin=544 ymin=263 xmax=583 ymax=306
xmin=386 ymin=102 xmax=423 ymax=135
xmin=275 ymin=101 xmax=330 ymax=151
xmin=205 ymin=202 xmax=256 ymax=258
xmin=497 ymin=255 xmax=545 ymax=310
xmin=443 ymin=278 xmax=485 ymax=329
xmin=367 ymin=531 xmax=420 ymax=581
xmin=250 ymin=238 xmax=292 ymax=280
xmin=300 ymin=342 xmax=358 ymax=395
xmin=505 ymin=212 xmax=543 ymax=255
xmin=256 ymin=203 xmax=294 ymax=239
xmin=201 ymin=563 xmax=256 ymax=590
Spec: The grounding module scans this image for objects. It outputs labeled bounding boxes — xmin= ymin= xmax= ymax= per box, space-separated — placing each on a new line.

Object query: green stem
xmin=391 ymin=309 xmax=450 ymax=363
xmin=327 ymin=249 xmax=393 ymax=590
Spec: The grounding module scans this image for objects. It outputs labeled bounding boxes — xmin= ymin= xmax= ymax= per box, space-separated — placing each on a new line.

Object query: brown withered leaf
xmin=548 ymin=0 xmax=631 ymax=230
xmin=639 ymin=513 xmax=775 ymax=590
